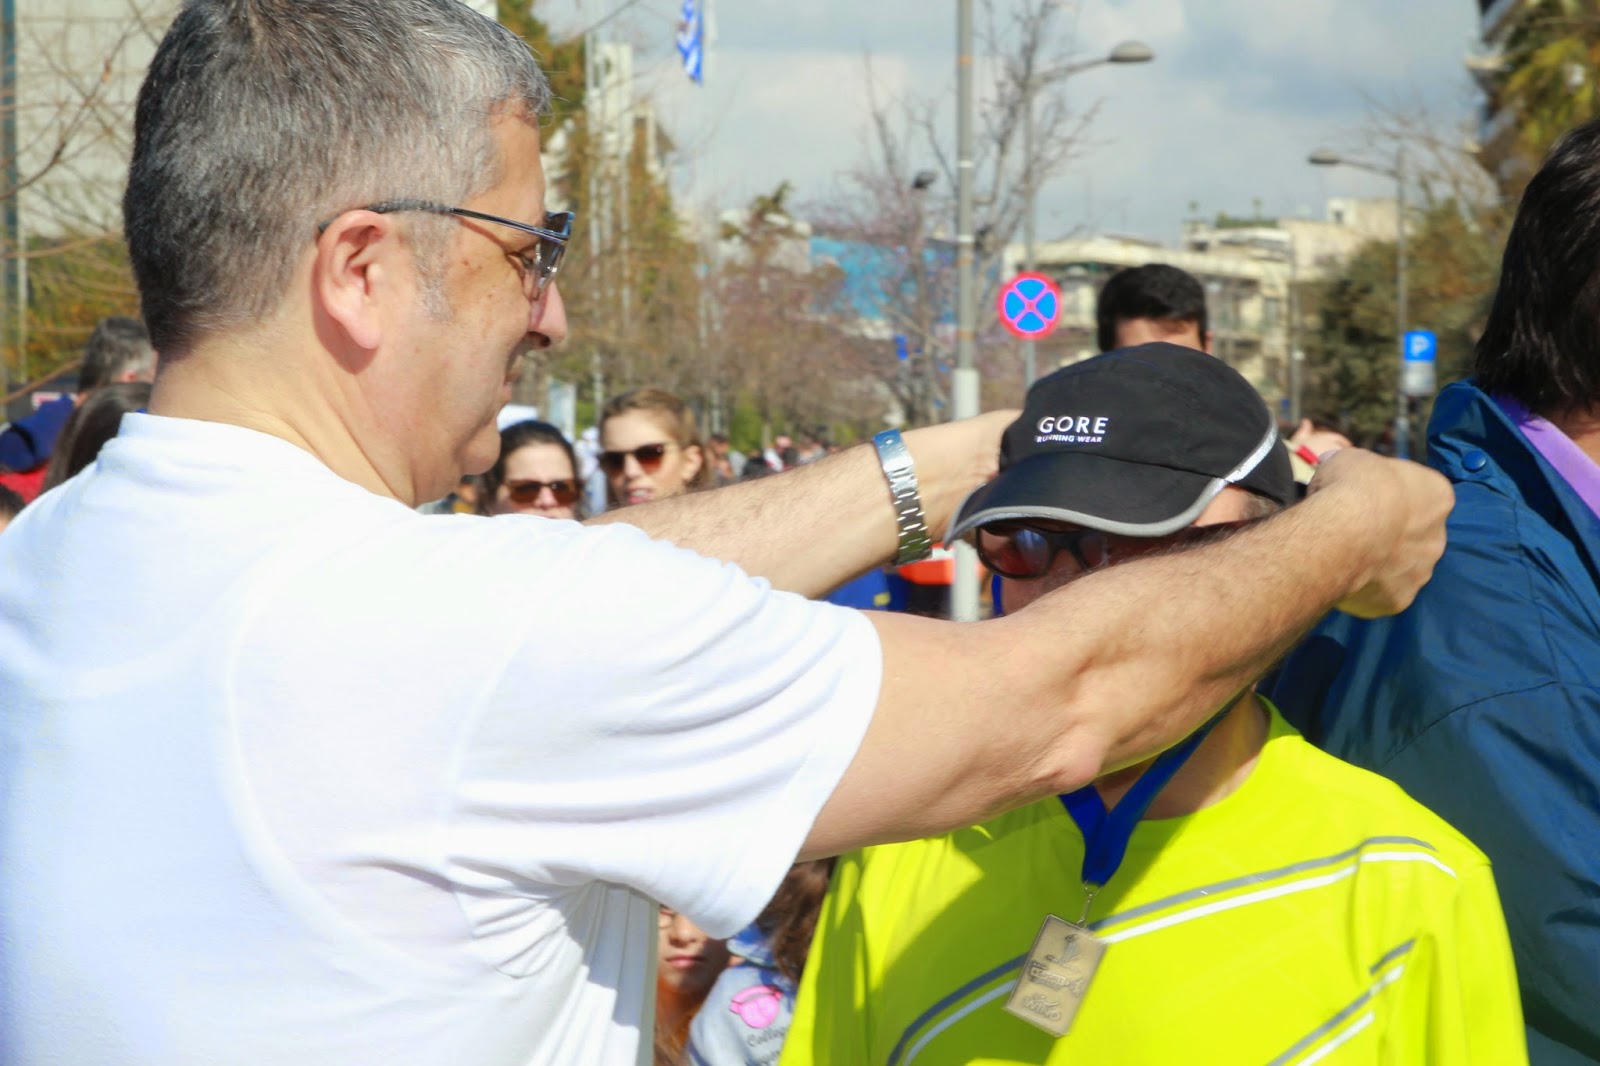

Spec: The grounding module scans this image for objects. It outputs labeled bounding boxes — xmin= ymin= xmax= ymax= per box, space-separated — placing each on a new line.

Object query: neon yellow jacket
xmin=782 ymin=706 xmax=1526 ymax=1066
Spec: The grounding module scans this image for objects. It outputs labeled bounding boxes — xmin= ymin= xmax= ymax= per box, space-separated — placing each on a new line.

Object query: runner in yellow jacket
xmin=782 ymin=346 xmax=1525 ymax=1066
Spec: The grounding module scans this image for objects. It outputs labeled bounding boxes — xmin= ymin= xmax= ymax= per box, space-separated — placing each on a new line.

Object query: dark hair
xmin=741 ymin=453 xmax=774 ymax=480
xmin=755 ymin=858 xmax=835 ymax=987
xmin=77 ymin=317 xmax=155 ymax=393
xmin=1095 ymin=264 xmax=1208 ymax=353
xmin=1476 ymin=118 xmax=1600 ymax=413
xmin=0 ymin=483 xmax=24 ymax=521
xmin=1235 ymin=488 xmax=1285 ymax=522
xmin=478 ymin=420 xmax=581 ymax=516
xmin=125 ymin=0 xmax=550 ymax=355
xmin=42 ymin=383 xmax=153 ymax=491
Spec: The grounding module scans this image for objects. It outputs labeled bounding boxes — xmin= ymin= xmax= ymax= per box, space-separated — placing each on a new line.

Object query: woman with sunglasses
xmin=599 ymin=387 xmax=711 ymax=508
xmin=479 ymin=420 xmax=583 ymax=521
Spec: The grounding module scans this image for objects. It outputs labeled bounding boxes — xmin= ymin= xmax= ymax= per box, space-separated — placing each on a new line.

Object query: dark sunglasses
xmin=315 ymin=199 xmax=574 ymax=298
xmin=975 ymin=524 xmax=1105 ymax=580
xmin=975 ymin=519 xmax=1258 ymax=580
xmin=503 ymin=478 xmax=579 ymax=507
xmin=599 ymin=442 xmax=669 ymax=476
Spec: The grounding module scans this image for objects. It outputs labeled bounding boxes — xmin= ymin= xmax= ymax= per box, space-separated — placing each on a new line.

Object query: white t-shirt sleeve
xmin=448 ymin=520 xmax=882 ymax=938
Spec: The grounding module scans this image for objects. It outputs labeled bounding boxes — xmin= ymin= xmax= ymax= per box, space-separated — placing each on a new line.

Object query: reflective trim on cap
xmin=1223 ymin=419 xmax=1282 ymax=488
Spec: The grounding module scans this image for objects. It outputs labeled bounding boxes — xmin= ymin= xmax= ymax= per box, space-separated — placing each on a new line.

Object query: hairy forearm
xmin=806 ymin=449 xmax=1451 ymax=856
xmin=1002 ymin=492 xmax=1377 ymax=783
xmin=822 ymin=486 xmax=1393 ymax=852
xmin=585 ymin=414 xmax=1011 ymax=597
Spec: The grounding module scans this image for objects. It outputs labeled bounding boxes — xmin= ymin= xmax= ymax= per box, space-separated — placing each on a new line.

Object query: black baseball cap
xmin=947 ymin=342 xmax=1294 ymax=541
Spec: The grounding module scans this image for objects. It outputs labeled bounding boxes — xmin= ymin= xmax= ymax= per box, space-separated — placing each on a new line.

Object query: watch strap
xmin=873 ymin=429 xmax=934 ymax=565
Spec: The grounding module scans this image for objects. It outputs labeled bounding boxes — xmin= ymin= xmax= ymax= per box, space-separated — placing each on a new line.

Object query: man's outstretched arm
xmin=585 ymin=412 xmax=1013 ymax=598
xmin=801 ymin=449 xmax=1454 ymax=858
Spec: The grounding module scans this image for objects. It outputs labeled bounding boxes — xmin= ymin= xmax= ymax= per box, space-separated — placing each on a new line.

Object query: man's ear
xmin=313 ymin=212 xmax=400 ymax=352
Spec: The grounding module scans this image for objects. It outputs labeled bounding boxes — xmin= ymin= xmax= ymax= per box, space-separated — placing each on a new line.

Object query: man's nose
xmin=530 ymin=282 xmax=568 ymax=348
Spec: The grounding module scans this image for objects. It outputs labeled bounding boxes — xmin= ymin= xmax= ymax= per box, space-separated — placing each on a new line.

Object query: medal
xmin=1004 ymin=914 xmax=1106 ymax=1037
xmin=1001 ymin=696 xmax=1240 ymax=1040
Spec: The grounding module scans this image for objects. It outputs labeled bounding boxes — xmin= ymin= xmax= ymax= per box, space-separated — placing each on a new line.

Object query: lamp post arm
xmin=1032 ymin=55 xmax=1110 ymax=87
xmin=1333 ymin=157 xmax=1401 ymax=181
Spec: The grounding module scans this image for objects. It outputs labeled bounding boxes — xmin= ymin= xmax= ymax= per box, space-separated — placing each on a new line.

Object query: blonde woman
xmin=599 ymin=388 xmax=710 ymax=508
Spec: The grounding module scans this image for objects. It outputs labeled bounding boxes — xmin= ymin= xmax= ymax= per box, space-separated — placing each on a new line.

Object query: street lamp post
xmin=1020 ymin=41 xmax=1154 ymax=386
xmin=910 ymin=170 xmax=938 ymax=427
xmin=953 ymin=0 xmax=980 ymax=621
xmin=1308 ymin=146 xmax=1410 ymax=458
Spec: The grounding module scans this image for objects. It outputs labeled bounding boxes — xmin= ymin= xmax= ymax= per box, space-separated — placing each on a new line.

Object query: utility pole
xmin=1394 ymin=148 xmax=1409 ymax=460
xmin=951 ymin=0 xmax=980 ymax=622
xmin=1018 ymin=42 xmax=1154 ymax=388
xmin=1 ymin=0 xmax=21 ymax=388
xmin=1021 ymin=98 xmax=1037 ymax=389
xmin=585 ymin=29 xmax=608 ymax=417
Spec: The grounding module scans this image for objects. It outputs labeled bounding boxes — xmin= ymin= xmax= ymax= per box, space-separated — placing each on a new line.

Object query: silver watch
xmin=873 ymin=429 xmax=934 ymax=565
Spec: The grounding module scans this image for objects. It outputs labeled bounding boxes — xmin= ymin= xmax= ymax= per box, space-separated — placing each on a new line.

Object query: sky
xmin=534 ymin=0 xmax=1486 ymax=246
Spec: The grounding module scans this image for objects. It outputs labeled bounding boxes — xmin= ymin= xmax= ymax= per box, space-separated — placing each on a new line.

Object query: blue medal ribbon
xmin=1058 ymin=695 xmax=1240 ymax=890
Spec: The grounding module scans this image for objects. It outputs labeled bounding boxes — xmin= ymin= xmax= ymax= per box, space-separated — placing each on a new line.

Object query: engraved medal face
xmin=1003 ymin=914 xmax=1106 ymax=1038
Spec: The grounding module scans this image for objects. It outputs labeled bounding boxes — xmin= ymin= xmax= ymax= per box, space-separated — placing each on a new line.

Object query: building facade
xmin=1005 ymin=198 xmax=1399 ymax=411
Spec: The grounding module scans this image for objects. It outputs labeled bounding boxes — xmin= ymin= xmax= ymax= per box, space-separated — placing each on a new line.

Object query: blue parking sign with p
xmin=1405 ymin=330 xmax=1437 ymax=362
xmin=1402 ymin=329 xmax=1437 ymax=397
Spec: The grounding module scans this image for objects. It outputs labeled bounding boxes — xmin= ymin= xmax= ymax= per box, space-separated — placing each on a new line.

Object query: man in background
xmin=1095 ymin=263 xmax=1350 ymax=481
xmin=1095 ymin=263 xmax=1209 ymax=352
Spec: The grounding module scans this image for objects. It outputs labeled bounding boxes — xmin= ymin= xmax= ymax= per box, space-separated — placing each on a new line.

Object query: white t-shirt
xmin=0 ymin=414 xmax=881 ymax=1066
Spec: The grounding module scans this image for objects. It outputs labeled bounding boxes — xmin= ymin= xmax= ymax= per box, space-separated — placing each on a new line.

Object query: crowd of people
xmin=0 ymin=2 xmax=1596 ymax=1065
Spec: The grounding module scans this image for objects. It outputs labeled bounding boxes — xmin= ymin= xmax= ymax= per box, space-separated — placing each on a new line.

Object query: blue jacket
xmin=0 ymin=395 xmax=74 ymax=472
xmin=687 ymin=925 xmax=794 ymax=1066
xmin=1269 ymin=380 xmax=1600 ymax=1066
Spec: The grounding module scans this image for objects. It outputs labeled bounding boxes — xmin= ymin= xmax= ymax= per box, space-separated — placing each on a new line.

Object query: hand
xmin=1289 ymin=418 xmax=1354 ymax=459
xmin=903 ymin=410 xmax=1019 ymax=538
xmin=1306 ymin=449 xmax=1454 ymax=619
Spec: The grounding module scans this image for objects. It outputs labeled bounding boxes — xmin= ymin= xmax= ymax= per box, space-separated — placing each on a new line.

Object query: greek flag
xmin=675 ymin=0 xmax=704 ymax=84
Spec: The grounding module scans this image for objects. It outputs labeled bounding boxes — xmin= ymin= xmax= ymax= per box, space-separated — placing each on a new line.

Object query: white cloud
xmin=539 ymin=0 xmax=1482 ymax=241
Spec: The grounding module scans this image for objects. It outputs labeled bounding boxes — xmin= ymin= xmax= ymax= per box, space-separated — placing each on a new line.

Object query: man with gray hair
xmin=0 ymin=2 xmax=1451 ymax=1064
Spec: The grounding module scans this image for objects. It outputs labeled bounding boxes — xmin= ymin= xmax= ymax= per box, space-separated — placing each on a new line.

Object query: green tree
xmin=8 ymin=233 xmax=139 ymax=391
xmin=495 ymin=2 xmax=712 ymax=420
xmin=1301 ymin=199 xmax=1500 ymax=448
xmin=1489 ymin=0 xmax=1600 ymax=192
xmin=496 ymin=1 xmax=586 ymax=129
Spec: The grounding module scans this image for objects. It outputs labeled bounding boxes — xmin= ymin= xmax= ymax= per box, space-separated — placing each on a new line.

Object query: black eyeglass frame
xmin=315 ymin=199 xmax=575 ymax=296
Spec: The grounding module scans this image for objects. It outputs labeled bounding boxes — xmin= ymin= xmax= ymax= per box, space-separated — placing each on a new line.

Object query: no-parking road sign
xmin=997 ymin=272 xmax=1062 ymax=341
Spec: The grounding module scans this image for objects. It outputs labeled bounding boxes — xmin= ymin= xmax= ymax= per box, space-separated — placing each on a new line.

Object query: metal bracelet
xmin=873 ymin=428 xmax=934 ymax=566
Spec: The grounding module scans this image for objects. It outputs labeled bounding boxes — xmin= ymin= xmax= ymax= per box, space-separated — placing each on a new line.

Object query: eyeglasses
xmin=599 ymin=442 xmax=670 ymax=476
xmin=503 ymin=478 xmax=579 ymax=507
xmin=315 ymin=199 xmax=574 ymax=298
xmin=975 ymin=519 xmax=1258 ymax=580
